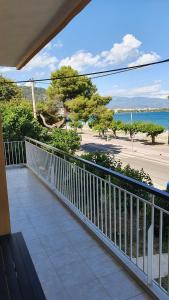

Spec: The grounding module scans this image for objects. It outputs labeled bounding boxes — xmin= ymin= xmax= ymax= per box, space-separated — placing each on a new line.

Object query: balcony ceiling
xmin=0 ymin=0 xmax=90 ymax=69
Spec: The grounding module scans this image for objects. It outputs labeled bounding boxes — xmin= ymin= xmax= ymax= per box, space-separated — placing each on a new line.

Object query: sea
xmin=114 ymin=111 xmax=169 ymax=128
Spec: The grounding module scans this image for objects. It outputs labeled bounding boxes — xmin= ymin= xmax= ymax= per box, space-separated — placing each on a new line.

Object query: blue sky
xmin=1 ymin=0 xmax=169 ymax=98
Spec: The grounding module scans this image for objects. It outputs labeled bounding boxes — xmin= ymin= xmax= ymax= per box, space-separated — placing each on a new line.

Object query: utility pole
xmin=31 ymin=79 xmax=37 ymax=119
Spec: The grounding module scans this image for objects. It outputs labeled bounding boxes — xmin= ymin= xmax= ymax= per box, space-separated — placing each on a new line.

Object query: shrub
xmin=47 ymin=128 xmax=81 ymax=154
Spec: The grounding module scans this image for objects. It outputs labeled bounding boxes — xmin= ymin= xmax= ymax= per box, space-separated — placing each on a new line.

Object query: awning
xmin=0 ymin=0 xmax=90 ymax=69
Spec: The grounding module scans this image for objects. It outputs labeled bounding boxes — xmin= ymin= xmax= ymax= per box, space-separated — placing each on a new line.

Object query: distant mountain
xmin=107 ymin=96 xmax=169 ymax=110
xmin=21 ymin=86 xmax=47 ymax=101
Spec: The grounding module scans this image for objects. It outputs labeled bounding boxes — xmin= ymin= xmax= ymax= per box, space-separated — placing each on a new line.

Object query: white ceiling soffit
xmin=0 ymin=0 xmax=90 ymax=69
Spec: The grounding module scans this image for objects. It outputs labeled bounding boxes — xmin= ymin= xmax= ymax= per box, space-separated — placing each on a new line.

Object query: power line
xmin=1 ymin=58 xmax=169 ymax=85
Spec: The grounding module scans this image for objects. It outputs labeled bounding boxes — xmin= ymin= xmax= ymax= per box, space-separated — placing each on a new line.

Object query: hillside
xmin=107 ymin=96 xmax=169 ymax=110
xmin=21 ymin=86 xmax=47 ymax=101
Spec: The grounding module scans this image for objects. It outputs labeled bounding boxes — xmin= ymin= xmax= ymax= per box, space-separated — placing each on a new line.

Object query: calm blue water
xmin=114 ymin=111 xmax=169 ymax=128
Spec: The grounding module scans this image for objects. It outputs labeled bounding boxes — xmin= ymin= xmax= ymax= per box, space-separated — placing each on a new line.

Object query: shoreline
xmin=114 ymin=108 xmax=169 ymax=113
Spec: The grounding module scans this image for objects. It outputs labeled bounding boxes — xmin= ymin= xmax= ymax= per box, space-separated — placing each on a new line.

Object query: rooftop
xmin=7 ymin=166 xmax=151 ymax=300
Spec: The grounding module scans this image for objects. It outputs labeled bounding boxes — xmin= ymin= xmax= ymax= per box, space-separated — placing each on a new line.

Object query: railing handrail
xmin=25 ymin=136 xmax=169 ymax=201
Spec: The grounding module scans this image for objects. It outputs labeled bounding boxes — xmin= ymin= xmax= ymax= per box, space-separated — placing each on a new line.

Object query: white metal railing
xmin=25 ymin=137 xmax=169 ymax=298
xmin=4 ymin=141 xmax=26 ymax=166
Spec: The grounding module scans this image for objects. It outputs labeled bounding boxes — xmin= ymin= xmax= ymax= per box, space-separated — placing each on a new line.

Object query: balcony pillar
xmin=0 ymin=118 xmax=11 ymax=235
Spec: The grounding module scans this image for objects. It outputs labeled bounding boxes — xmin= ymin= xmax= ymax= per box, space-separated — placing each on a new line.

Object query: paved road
xmin=81 ymin=142 xmax=169 ymax=190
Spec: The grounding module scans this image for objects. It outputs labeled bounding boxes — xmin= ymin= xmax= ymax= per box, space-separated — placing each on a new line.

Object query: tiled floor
xmin=6 ymin=167 xmax=152 ymax=300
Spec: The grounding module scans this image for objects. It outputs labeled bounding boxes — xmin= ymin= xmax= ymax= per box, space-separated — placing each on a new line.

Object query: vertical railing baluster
xmin=21 ymin=141 xmax=24 ymax=163
xmin=147 ymin=195 xmax=154 ymax=285
xmin=17 ymin=142 xmax=20 ymax=164
xmin=130 ymin=195 xmax=133 ymax=259
xmin=89 ymin=173 xmax=92 ymax=221
xmin=136 ymin=198 xmax=139 ymax=265
xmin=80 ymin=167 xmax=83 ymax=211
xmin=101 ymin=179 xmax=103 ymax=233
xmin=108 ymin=176 xmax=112 ymax=240
xmin=84 ymin=167 xmax=87 ymax=216
xmin=119 ymin=189 xmax=121 ymax=249
xmin=87 ymin=172 xmax=89 ymax=218
xmin=11 ymin=142 xmax=14 ymax=165
xmin=104 ymin=181 xmax=107 ymax=236
xmin=73 ymin=165 xmax=76 ymax=206
xmin=124 ymin=191 xmax=127 ymax=254
xmin=15 ymin=142 xmax=17 ymax=164
xmin=7 ymin=142 xmax=10 ymax=165
xmin=97 ymin=177 xmax=99 ymax=229
xmin=143 ymin=202 xmax=146 ymax=273
xmin=159 ymin=211 xmax=163 ymax=286
xmin=93 ymin=176 xmax=96 ymax=225
xmin=75 ymin=165 xmax=78 ymax=207
xmin=114 ymin=186 xmax=116 ymax=245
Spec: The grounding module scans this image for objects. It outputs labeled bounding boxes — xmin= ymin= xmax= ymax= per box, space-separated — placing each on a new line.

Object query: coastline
xmin=114 ymin=107 xmax=169 ymax=113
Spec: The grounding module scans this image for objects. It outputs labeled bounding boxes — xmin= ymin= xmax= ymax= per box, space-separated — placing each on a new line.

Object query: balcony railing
xmin=5 ymin=137 xmax=169 ymax=299
xmin=4 ymin=141 xmax=26 ymax=166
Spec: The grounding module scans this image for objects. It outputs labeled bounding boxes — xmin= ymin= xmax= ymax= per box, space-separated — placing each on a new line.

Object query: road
xmin=80 ymin=140 xmax=169 ymax=190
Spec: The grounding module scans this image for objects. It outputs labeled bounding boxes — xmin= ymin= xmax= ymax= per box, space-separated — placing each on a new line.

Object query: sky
xmin=1 ymin=0 xmax=169 ymax=98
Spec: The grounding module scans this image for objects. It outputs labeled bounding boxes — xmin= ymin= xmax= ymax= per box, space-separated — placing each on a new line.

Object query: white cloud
xmin=100 ymin=34 xmax=141 ymax=66
xmin=54 ymin=41 xmax=63 ymax=49
xmin=24 ymin=52 xmax=58 ymax=71
xmin=44 ymin=40 xmax=63 ymax=50
xmin=59 ymin=34 xmax=160 ymax=72
xmin=59 ymin=50 xmax=100 ymax=71
xmin=128 ymin=52 xmax=160 ymax=67
xmin=107 ymin=82 xmax=169 ymax=98
xmin=0 ymin=66 xmax=14 ymax=73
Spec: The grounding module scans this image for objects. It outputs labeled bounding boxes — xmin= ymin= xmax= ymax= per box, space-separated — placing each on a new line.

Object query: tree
xmin=47 ymin=128 xmax=81 ymax=154
xmin=66 ymin=93 xmax=112 ymax=123
xmin=66 ymin=96 xmax=88 ymax=122
xmin=0 ymin=76 xmax=23 ymax=101
xmin=36 ymin=97 xmax=64 ymax=128
xmin=121 ymin=122 xmax=140 ymax=138
xmin=139 ymin=122 xmax=165 ymax=144
xmin=47 ymin=66 xmax=97 ymax=103
xmin=69 ymin=120 xmax=83 ymax=132
xmin=110 ymin=120 xmax=122 ymax=138
xmin=1 ymin=100 xmax=45 ymax=140
xmin=90 ymin=106 xmax=114 ymax=137
xmin=92 ymin=123 xmax=109 ymax=137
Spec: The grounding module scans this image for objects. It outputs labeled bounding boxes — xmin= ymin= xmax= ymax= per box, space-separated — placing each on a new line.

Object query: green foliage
xmin=81 ymin=152 xmax=152 ymax=186
xmin=138 ymin=122 xmax=164 ymax=144
xmin=36 ymin=97 xmax=64 ymax=127
xmin=120 ymin=122 xmax=140 ymax=138
xmin=110 ymin=120 xmax=123 ymax=138
xmin=47 ymin=66 xmax=96 ymax=102
xmin=112 ymin=120 xmax=165 ymax=143
xmin=69 ymin=120 xmax=83 ymax=131
xmin=0 ymin=76 xmax=23 ymax=101
xmin=66 ymin=96 xmax=88 ymax=122
xmin=66 ymin=93 xmax=112 ymax=123
xmin=89 ymin=106 xmax=114 ymax=136
xmin=47 ymin=128 xmax=81 ymax=154
xmin=1 ymin=100 xmax=45 ymax=140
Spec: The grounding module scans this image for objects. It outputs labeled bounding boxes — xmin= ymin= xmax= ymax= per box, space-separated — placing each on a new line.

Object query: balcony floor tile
xmin=6 ymin=167 xmax=152 ymax=300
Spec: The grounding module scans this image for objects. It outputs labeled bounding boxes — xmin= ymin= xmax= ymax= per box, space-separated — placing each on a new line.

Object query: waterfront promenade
xmin=79 ymin=128 xmax=169 ymax=190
